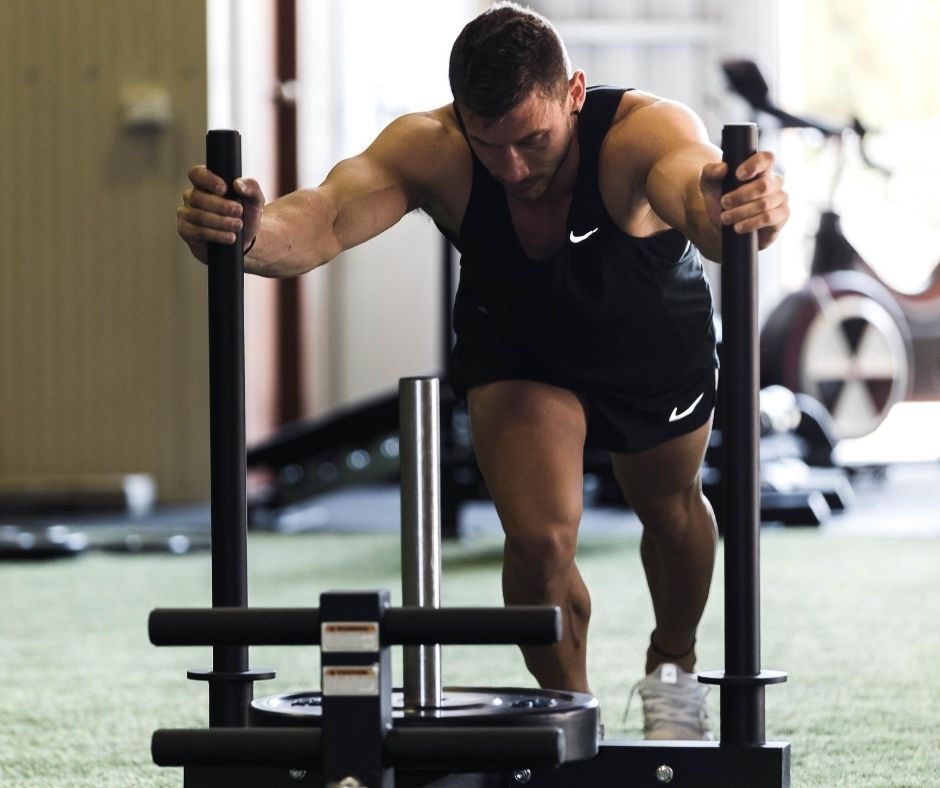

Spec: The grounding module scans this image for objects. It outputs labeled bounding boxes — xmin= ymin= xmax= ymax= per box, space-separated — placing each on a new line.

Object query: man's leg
xmin=610 ymin=417 xmax=717 ymax=676
xmin=467 ymin=380 xmax=591 ymax=693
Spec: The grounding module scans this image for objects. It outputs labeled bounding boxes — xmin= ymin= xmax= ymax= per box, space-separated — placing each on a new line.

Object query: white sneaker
xmin=629 ymin=663 xmax=713 ymax=740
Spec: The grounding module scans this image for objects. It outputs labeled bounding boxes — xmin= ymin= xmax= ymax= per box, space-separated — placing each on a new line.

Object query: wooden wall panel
xmin=0 ymin=0 xmax=211 ymax=501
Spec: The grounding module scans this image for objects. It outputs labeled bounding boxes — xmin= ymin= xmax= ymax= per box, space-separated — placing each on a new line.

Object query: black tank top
xmin=445 ymin=86 xmax=715 ymax=394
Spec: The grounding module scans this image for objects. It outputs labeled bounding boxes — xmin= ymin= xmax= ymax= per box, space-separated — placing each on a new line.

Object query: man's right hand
xmin=177 ymin=166 xmax=265 ymax=264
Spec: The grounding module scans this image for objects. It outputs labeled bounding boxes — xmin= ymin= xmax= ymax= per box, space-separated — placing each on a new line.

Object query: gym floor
xmin=3 ymin=471 xmax=938 ymax=788
xmin=2 ymin=408 xmax=938 ymax=788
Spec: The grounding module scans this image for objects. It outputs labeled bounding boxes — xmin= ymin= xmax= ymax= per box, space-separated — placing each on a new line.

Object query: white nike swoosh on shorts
xmin=569 ymin=227 xmax=599 ymax=243
xmin=668 ymin=391 xmax=705 ymax=422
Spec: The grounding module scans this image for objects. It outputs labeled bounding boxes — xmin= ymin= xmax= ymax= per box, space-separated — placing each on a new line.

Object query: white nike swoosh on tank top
xmin=569 ymin=228 xmax=599 ymax=243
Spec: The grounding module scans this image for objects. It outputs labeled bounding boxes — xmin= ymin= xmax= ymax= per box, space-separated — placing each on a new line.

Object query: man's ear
xmin=568 ymin=70 xmax=587 ymax=115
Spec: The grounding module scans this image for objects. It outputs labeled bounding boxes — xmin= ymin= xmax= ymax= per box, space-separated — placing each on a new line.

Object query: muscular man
xmin=178 ymin=3 xmax=788 ymax=740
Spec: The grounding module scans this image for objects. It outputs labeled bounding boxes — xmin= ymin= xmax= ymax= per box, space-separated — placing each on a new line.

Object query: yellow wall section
xmin=0 ymin=1 xmax=211 ymax=502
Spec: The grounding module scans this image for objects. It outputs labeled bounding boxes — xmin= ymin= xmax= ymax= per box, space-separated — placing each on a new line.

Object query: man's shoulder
xmin=597 ymin=92 xmax=713 ymax=232
xmin=596 ymin=92 xmax=669 ymax=188
xmin=601 ymin=92 xmax=711 ymax=173
xmin=376 ymin=105 xmax=469 ymax=182
xmin=605 ymin=91 xmax=697 ymax=142
xmin=375 ymin=105 xmax=471 ymax=231
xmin=382 ymin=105 xmax=465 ymax=155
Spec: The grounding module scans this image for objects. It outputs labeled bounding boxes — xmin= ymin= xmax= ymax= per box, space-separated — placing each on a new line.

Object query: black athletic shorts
xmin=449 ymin=328 xmax=719 ymax=455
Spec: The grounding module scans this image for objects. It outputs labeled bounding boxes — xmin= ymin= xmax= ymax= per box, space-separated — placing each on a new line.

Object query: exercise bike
xmin=723 ymin=59 xmax=940 ymax=439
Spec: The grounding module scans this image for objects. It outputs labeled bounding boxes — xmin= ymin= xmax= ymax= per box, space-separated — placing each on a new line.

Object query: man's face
xmin=461 ymin=88 xmax=577 ymax=201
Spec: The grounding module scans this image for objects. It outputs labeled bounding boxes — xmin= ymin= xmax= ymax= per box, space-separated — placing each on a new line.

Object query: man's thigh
xmin=610 ymin=416 xmax=713 ymax=507
xmin=466 ymin=379 xmax=588 ymax=527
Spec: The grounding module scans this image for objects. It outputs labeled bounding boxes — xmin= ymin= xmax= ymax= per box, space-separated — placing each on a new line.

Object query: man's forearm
xmin=687 ymin=210 xmax=722 ymax=263
xmin=244 ymin=189 xmax=341 ymax=278
xmin=682 ymin=190 xmax=722 ymax=263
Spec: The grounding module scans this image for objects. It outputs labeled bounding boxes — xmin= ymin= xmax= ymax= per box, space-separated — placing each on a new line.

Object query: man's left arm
xmin=625 ymin=101 xmax=789 ymax=261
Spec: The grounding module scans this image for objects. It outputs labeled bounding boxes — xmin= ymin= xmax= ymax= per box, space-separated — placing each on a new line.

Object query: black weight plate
xmin=251 ymin=687 xmax=599 ymax=763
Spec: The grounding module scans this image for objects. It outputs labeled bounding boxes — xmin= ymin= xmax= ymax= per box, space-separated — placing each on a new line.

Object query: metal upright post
xmin=199 ymin=130 xmax=273 ymax=727
xmin=699 ymin=123 xmax=787 ymax=744
xmin=399 ymin=377 xmax=443 ymax=711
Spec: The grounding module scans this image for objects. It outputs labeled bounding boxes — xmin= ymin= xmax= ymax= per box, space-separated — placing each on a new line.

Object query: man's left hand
xmin=700 ymin=151 xmax=789 ymax=251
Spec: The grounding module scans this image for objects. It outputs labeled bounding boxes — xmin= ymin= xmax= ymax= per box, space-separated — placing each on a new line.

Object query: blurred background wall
xmin=0 ymin=0 xmax=211 ymax=501
xmin=1 ymin=0 xmax=936 ymax=503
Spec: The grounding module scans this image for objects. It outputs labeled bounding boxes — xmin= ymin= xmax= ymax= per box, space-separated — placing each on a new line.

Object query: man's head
xmin=449 ymin=2 xmax=571 ymax=121
xmin=449 ymin=2 xmax=585 ymax=200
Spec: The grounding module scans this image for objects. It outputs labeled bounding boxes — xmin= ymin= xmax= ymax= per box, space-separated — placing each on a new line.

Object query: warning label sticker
xmin=322 ymin=664 xmax=380 ymax=696
xmin=321 ymin=621 xmax=380 ymax=652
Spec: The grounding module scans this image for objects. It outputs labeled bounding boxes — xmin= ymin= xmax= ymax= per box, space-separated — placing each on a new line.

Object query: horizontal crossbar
xmin=153 ymin=725 xmax=566 ymax=770
xmin=149 ymin=606 xmax=561 ymax=647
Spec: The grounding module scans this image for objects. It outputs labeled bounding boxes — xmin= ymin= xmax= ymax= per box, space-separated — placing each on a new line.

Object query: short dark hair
xmin=449 ymin=2 xmax=571 ymax=121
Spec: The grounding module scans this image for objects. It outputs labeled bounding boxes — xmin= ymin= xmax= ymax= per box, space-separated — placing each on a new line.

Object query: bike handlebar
xmin=722 ymin=59 xmax=891 ymax=177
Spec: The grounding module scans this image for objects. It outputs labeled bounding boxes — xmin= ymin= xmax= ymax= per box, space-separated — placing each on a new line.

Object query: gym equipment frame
xmin=148 ymin=126 xmax=790 ymax=787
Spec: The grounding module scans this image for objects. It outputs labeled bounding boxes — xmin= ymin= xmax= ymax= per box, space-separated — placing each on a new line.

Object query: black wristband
xmin=243 ymin=236 xmax=257 ymax=255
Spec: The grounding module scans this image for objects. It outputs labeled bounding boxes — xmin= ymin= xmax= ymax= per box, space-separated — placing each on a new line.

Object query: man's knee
xmin=504 ymin=519 xmax=580 ymax=584
xmin=633 ymin=482 xmax=714 ymax=550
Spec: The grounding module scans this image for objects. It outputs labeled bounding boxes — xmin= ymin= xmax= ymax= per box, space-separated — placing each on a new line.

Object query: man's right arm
xmin=177 ymin=111 xmax=458 ymax=277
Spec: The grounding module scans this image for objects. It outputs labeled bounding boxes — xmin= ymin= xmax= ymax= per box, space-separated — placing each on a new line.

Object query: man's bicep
xmin=318 ymin=113 xmax=446 ymax=253
xmin=319 ymin=153 xmax=415 ymax=253
xmin=616 ymin=100 xmax=716 ymax=232
xmin=645 ymin=144 xmax=717 ymax=234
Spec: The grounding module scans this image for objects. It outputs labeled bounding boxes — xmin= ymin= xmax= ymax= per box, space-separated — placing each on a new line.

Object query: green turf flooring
xmin=2 ymin=529 xmax=939 ymax=787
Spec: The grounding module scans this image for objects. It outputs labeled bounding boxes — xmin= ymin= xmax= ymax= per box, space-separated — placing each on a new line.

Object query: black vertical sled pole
xmin=207 ymin=131 xmax=247 ymax=621
xmin=700 ymin=123 xmax=787 ymax=745
xmin=202 ymin=130 xmax=268 ymax=727
xmin=720 ymin=121 xmax=763 ymax=743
